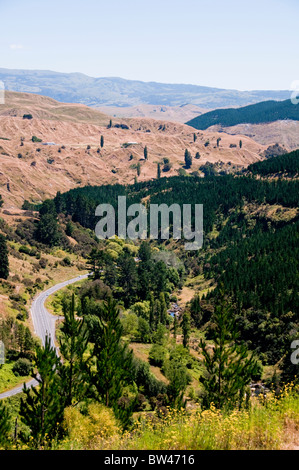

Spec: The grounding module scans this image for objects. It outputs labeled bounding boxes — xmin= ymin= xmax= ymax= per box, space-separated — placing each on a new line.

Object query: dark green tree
xmin=149 ymin=292 xmax=155 ymax=330
xmin=182 ymin=312 xmax=191 ymax=349
xmin=173 ymin=315 xmax=178 ymax=343
xmin=118 ymin=250 xmax=138 ymax=306
xmin=58 ymin=294 xmax=89 ymax=407
xmin=0 ymin=194 xmax=3 ymax=208
xmin=199 ymin=300 xmax=259 ymax=411
xmin=0 ymin=401 xmax=11 ymax=448
xmin=157 ymin=162 xmax=161 ymax=179
xmin=100 ymin=135 xmax=104 ymax=148
xmin=239 ymin=140 xmax=243 ymax=149
xmin=190 ymin=295 xmax=202 ymax=327
xmin=0 ymin=234 xmax=9 ymax=280
xmin=20 ymin=337 xmax=64 ymax=448
xmin=144 ymin=146 xmax=148 ymax=160
xmin=137 ymin=162 xmax=141 ymax=176
xmin=35 ymin=213 xmax=61 ymax=246
xmin=165 ymin=359 xmax=190 ymax=409
xmin=89 ymin=297 xmax=134 ymax=425
xmin=159 ymin=292 xmax=168 ymax=325
xmin=184 ymin=149 xmax=192 ymax=169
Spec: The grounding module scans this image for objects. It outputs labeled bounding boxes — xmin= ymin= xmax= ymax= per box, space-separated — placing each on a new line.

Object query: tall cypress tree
xmin=149 ymin=292 xmax=155 ymax=330
xmin=184 ymin=149 xmax=192 ymax=169
xmin=20 ymin=336 xmax=64 ymax=448
xmin=0 ymin=234 xmax=9 ymax=280
xmin=157 ymin=162 xmax=161 ymax=179
xmin=182 ymin=312 xmax=191 ymax=349
xmin=200 ymin=299 xmax=258 ymax=411
xmin=144 ymin=146 xmax=148 ymax=160
xmin=159 ymin=292 xmax=168 ymax=325
xmin=190 ymin=295 xmax=202 ymax=327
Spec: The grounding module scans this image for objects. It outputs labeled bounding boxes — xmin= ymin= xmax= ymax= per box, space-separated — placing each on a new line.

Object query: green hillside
xmin=186 ymin=98 xmax=299 ymax=130
xmin=247 ymin=148 xmax=299 ymax=176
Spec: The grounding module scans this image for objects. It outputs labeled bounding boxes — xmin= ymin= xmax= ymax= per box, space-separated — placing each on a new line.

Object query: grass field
xmin=0 ymin=362 xmax=31 ymax=394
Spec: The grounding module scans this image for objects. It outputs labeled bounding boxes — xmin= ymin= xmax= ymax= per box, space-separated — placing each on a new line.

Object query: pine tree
xmin=58 ymin=294 xmax=89 ymax=407
xmin=20 ymin=336 xmax=64 ymax=448
xmin=35 ymin=213 xmax=61 ymax=247
xmin=137 ymin=162 xmax=141 ymax=177
xmin=173 ymin=315 xmax=178 ymax=343
xmin=144 ymin=146 xmax=148 ymax=160
xmin=100 ymin=135 xmax=104 ymax=148
xmin=149 ymin=292 xmax=155 ymax=330
xmin=0 ymin=194 xmax=3 ymax=208
xmin=239 ymin=140 xmax=243 ymax=149
xmin=118 ymin=251 xmax=138 ymax=306
xmin=190 ymin=295 xmax=202 ymax=327
xmin=182 ymin=312 xmax=191 ymax=349
xmin=0 ymin=401 xmax=11 ymax=447
xmin=0 ymin=234 xmax=9 ymax=280
xmin=89 ymin=297 xmax=134 ymax=424
xmin=199 ymin=299 xmax=259 ymax=411
xmin=193 ymin=133 xmax=197 ymax=143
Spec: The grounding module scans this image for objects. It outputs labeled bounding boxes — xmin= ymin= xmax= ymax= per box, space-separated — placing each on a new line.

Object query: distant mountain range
xmin=0 ymin=68 xmax=291 ymax=109
xmin=186 ymin=99 xmax=299 ymax=129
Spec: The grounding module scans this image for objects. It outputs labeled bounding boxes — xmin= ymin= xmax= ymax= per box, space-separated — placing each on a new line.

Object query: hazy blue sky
xmin=0 ymin=0 xmax=298 ymax=90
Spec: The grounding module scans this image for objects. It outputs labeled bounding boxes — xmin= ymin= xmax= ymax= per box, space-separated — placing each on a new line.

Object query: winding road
xmin=0 ymin=272 xmax=90 ymax=400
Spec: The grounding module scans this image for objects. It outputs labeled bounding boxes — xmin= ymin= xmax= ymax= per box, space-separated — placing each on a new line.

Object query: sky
xmin=0 ymin=0 xmax=298 ymax=90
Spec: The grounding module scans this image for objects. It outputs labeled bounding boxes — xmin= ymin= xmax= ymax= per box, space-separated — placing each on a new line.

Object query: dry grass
xmin=0 ymin=91 xmax=267 ymax=209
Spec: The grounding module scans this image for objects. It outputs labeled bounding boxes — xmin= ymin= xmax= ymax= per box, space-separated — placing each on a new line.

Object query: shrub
xmin=149 ymin=344 xmax=167 ymax=367
xmin=12 ymin=358 xmax=32 ymax=376
xmin=62 ymin=403 xmax=120 ymax=450
xmin=31 ymin=136 xmax=42 ymax=143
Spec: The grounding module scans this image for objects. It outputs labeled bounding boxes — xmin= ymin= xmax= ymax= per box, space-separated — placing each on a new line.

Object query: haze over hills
xmin=96 ymin=103 xmax=206 ymax=124
xmin=0 ymin=91 xmax=268 ymax=209
xmin=0 ymin=68 xmax=291 ymax=109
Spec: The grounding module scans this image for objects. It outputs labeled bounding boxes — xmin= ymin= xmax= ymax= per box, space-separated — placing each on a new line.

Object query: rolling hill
xmin=186 ymin=99 xmax=299 ymax=130
xmin=0 ymin=91 xmax=267 ymax=209
xmin=0 ymin=68 xmax=291 ymax=109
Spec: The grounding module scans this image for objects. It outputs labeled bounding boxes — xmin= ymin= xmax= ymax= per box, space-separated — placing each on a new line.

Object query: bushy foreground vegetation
xmin=0 ymin=150 xmax=298 ymax=450
xmin=1 ymin=384 xmax=298 ymax=450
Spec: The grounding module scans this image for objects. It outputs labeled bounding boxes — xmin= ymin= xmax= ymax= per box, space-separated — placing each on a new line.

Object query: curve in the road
xmin=0 ymin=272 xmax=90 ymax=400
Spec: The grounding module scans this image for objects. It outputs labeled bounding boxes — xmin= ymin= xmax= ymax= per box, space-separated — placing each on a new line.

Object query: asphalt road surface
xmin=0 ymin=272 xmax=90 ymax=400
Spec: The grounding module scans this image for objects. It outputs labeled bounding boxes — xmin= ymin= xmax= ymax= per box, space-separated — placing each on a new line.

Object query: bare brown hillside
xmin=208 ymin=120 xmax=299 ymax=151
xmin=0 ymin=91 xmax=267 ymax=209
xmin=96 ymin=103 xmax=207 ymax=123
